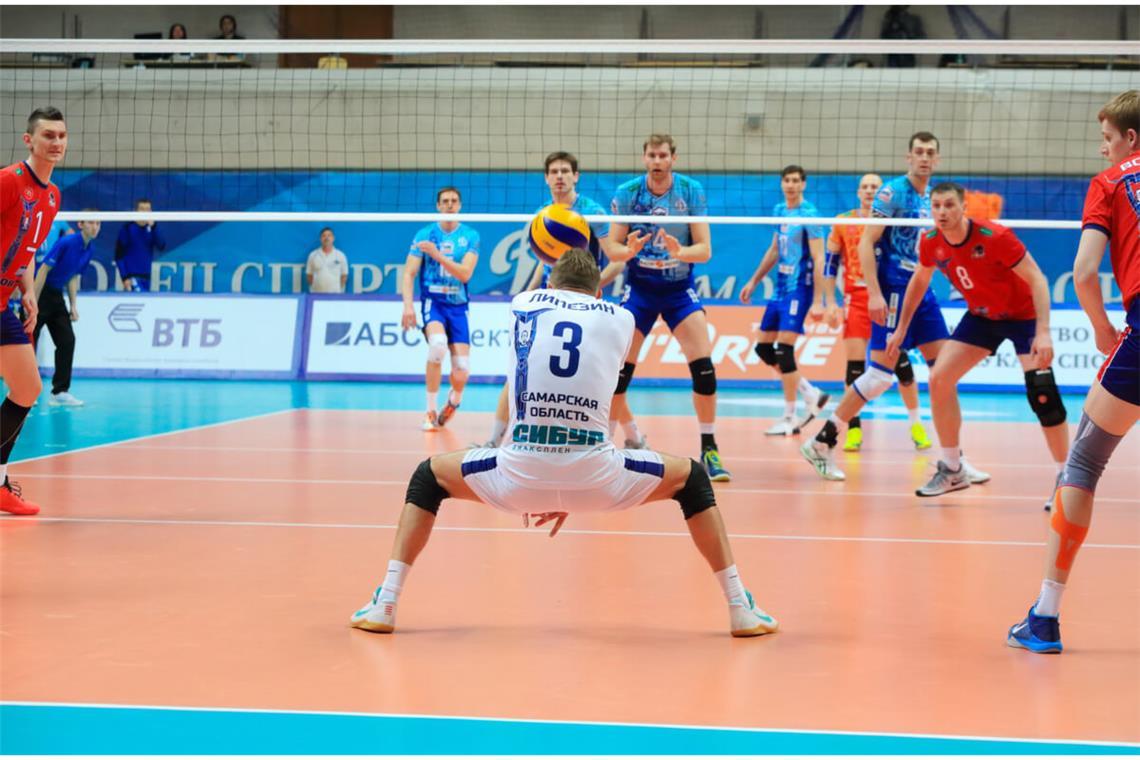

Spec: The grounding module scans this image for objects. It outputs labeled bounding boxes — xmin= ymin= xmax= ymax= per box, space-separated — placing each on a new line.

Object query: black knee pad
xmin=773 ymin=343 xmax=797 ymax=374
xmin=1025 ymin=368 xmax=1067 ymax=427
xmin=405 ymin=458 xmax=449 ymax=515
xmin=845 ymin=359 xmax=866 ymax=387
xmin=895 ymin=353 xmax=914 ymax=386
xmin=689 ymin=357 xmax=717 ymax=396
xmin=674 ymin=458 xmax=716 ymax=519
xmin=754 ymin=342 xmax=777 ymax=367
xmin=614 ymin=362 xmax=636 ymax=395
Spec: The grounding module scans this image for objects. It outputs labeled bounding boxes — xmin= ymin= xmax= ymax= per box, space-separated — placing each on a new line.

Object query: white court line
xmin=12 ymin=472 xmax=1140 ymax=504
xmin=9 ymin=515 xmax=1139 ymax=551
xmin=107 ymin=443 xmax=1140 ymax=472
xmin=13 ymin=408 xmax=300 ymax=465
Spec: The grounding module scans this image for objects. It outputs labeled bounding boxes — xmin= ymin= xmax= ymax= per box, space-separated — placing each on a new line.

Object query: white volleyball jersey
xmin=499 ymin=288 xmax=635 ymax=488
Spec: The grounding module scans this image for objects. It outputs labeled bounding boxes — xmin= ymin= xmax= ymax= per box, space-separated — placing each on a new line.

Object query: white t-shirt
xmin=306 ymin=247 xmax=349 ymax=293
xmin=499 ymin=288 xmax=635 ymax=488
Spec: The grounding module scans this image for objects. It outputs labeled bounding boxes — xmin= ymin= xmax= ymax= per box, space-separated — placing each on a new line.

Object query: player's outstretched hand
xmin=825 ymin=305 xmax=843 ymax=329
xmin=867 ymin=292 xmax=888 ymax=325
xmin=808 ymin=301 xmax=826 ymax=323
xmin=739 ymin=281 xmax=756 ymax=304
xmin=626 ymin=231 xmax=651 ymax=256
xmin=400 ymin=307 xmax=418 ymax=331
xmin=884 ymin=331 xmax=904 ymax=366
xmin=662 ymin=233 xmax=683 ymax=259
xmin=1093 ymin=323 xmax=1122 ymax=356
xmin=20 ymin=293 xmax=37 ymax=334
xmin=1030 ymin=331 xmax=1055 ymax=369
xmin=523 ymin=511 xmax=569 ymax=538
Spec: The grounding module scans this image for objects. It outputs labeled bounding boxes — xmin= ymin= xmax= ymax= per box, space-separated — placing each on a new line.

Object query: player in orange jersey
xmin=823 ymin=173 xmax=932 ymax=452
xmin=1007 ymin=90 xmax=1140 ymax=654
xmin=885 ymin=182 xmax=1067 ymax=498
xmin=1 ymin=107 xmax=68 ymax=516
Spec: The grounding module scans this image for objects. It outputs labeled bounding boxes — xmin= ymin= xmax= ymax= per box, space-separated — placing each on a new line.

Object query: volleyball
xmin=528 ymin=204 xmax=592 ymax=265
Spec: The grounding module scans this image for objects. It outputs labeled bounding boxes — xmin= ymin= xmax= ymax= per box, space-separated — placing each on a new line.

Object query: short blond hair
xmin=548 ymin=248 xmax=600 ymax=294
xmin=643 ymin=133 xmax=677 ymax=154
xmin=1098 ymin=90 xmax=1140 ymax=137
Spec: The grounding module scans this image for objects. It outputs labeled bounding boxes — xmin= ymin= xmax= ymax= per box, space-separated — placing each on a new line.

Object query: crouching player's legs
xmin=483 ymin=384 xmax=511 ymax=448
xmin=916 ymin=339 xmax=989 ymax=496
xmin=349 ymin=450 xmax=480 ymax=632
xmin=1008 ymin=330 xmax=1139 ymax=654
xmin=894 ymin=352 xmax=932 ymax=449
xmin=645 ymin=452 xmax=778 ymax=636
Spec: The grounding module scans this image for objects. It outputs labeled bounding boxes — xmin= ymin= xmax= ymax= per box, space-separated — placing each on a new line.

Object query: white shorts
xmin=460 ymin=447 xmax=666 ymax=516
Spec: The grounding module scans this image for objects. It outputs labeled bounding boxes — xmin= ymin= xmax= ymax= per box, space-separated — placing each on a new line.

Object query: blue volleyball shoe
xmin=1007 ymin=605 xmax=1062 ymax=654
xmin=702 ymin=448 xmax=732 ymax=482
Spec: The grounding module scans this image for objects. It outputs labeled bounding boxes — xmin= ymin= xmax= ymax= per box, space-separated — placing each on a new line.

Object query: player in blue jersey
xmin=606 ymin=134 xmax=730 ymax=481
xmin=481 ymin=151 xmax=631 ymax=448
xmin=740 ymin=165 xmax=830 ymax=436
xmin=401 ymin=187 xmax=480 ymax=432
xmin=800 ymin=132 xmax=990 ymax=483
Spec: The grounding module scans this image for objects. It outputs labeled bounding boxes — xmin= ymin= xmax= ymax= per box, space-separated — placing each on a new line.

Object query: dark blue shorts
xmin=760 ymin=288 xmax=812 ymax=334
xmin=870 ymin=288 xmax=949 ymax=352
xmin=620 ymin=285 xmax=704 ymax=336
xmin=1098 ymin=299 xmax=1140 ymax=406
xmin=952 ymin=312 xmax=1037 ymax=355
xmin=0 ymin=308 xmax=30 ymax=346
xmin=422 ymin=298 xmax=470 ymax=345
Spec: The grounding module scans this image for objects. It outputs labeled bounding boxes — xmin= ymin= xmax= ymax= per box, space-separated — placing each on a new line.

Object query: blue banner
xmin=52 ymin=170 xmax=1121 ymax=305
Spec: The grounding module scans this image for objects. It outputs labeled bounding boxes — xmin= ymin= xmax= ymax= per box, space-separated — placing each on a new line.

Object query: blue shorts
xmin=952 ymin=312 xmax=1037 ymax=355
xmin=620 ymin=285 xmax=704 ymax=336
xmin=0 ymin=308 xmax=30 ymax=346
xmin=759 ymin=289 xmax=812 ymax=335
xmin=422 ymin=298 xmax=470 ymax=345
xmin=1098 ymin=299 xmax=1140 ymax=406
xmin=870 ymin=289 xmax=949 ymax=352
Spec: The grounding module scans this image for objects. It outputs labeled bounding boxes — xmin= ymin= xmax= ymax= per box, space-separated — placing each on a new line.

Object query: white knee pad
xmin=852 ymin=364 xmax=895 ymax=401
xmin=427 ymin=333 xmax=449 ymax=364
xmin=452 ymin=355 xmax=470 ymax=373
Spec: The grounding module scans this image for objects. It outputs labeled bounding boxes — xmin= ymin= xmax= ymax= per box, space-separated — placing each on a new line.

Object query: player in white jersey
xmin=350 ymin=249 xmax=778 ymax=638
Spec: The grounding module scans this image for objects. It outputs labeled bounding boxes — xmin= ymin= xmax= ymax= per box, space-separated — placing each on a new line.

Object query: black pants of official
xmin=32 ymin=285 xmax=75 ymax=394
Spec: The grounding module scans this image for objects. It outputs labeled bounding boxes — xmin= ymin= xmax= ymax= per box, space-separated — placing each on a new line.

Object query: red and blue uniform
xmin=1 ymin=160 xmax=60 ymax=345
xmin=919 ymin=219 xmax=1039 ymax=355
xmin=1084 ymin=150 xmax=1140 ymax=405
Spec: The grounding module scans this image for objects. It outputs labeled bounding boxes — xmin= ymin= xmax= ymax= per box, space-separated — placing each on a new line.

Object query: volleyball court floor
xmin=1 ymin=379 xmax=1137 ymax=754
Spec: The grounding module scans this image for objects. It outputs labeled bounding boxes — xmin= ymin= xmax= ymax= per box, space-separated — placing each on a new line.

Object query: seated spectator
xmin=115 ymin=199 xmax=166 ymax=291
xmin=306 ymin=227 xmax=350 ymax=294
xmin=216 ymin=14 xmax=244 ymax=40
xmin=168 ymin=23 xmax=187 ymax=40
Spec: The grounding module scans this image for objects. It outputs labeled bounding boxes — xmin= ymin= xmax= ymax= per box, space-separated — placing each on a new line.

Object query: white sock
xmin=715 ymin=564 xmax=748 ymax=607
xmin=698 ymin=422 xmax=715 ymax=436
xmin=1035 ymin=578 xmax=1065 ymax=617
xmin=447 ymin=389 xmax=463 ymax=407
xmin=426 ymin=391 xmax=437 ymax=413
xmin=621 ymin=420 xmax=641 ymax=441
xmin=797 ymin=376 xmax=815 ymax=397
xmin=377 ymin=559 xmax=410 ymax=603
xmin=943 ymin=447 xmax=961 ymax=469
xmin=907 ymin=407 xmax=920 ymax=424
xmin=489 ymin=418 xmax=507 ymax=446
xmin=783 ymin=400 xmax=796 ymax=418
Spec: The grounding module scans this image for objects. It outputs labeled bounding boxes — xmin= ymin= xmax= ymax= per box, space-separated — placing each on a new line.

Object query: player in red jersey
xmin=0 ymin=107 xmax=67 ymax=516
xmin=823 ymin=173 xmax=932 ymax=452
xmin=886 ymin=182 xmax=1067 ymax=498
xmin=1007 ymin=90 xmax=1140 ymax=654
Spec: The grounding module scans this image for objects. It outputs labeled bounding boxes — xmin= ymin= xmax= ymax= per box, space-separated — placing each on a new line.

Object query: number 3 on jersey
xmin=549 ymin=321 xmax=582 ymax=378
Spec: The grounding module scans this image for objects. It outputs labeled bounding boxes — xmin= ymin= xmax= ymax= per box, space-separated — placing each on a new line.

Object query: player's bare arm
xmin=740 ymin=233 xmax=779 ymax=304
xmin=604 ymin=222 xmax=649 ymax=263
xmin=823 ymin=240 xmax=844 ymax=328
xmin=663 ymin=221 xmax=710 ymax=264
xmin=68 ymin=275 xmax=80 ymax=321
xmin=18 ymin=265 xmax=37 ymax=333
xmin=884 ymin=263 xmax=935 ymax=364
xmin=859 ymin=224 xmax=887 ymax=323
xmin=808 ymin=235 xmax=826 ymax=318
xmin=1011 ymin=252 xmax=1054 ymax=367
xmin=401 ymin=254 xmax=422 ymax=330
xmin=32 ymin=263 xmax=50 ymax=300
xmin=1072 ymin=228 xmax=1119 ymax=354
